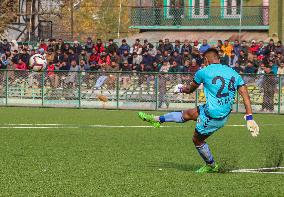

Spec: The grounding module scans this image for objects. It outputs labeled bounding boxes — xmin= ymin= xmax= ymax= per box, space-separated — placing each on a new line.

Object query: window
xmin=164 ymin=0 xmax=185 ymax=19
xmin=189 ymin=0 xmax=210 ymax=19
xmin=222 ymin=0 xmax=241 ymax=19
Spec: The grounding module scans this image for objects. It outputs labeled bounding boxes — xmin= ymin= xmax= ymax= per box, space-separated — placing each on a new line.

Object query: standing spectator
xmin=164 ymin=39 xmax=173 ymax=53
xmin=158 ymin=61 xmax=170 ymax=108
xmin=261 ymin=66 xmax=276 ymax=112
xmin=199 ymin=39 xmax=210 ymax=54
xmin=65 ymin=60 xmax=80 ymax=88
xmin=221 ymin=40 xmax=233 ymax=56
xmin=106 ymin=39 xmax=118 ymax=54
xmin=95 ymin=39 xmax=105 ymax=54
xmin=119 ymin=39 xmax=130 ymax=56
xmin=181 ymin=39 xmax=192 ymax=54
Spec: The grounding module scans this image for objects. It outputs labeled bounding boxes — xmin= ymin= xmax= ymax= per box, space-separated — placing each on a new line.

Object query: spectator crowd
xmin=1 ymin=37 xmax=284 ymax=76
xmin=0 ymin=37 xmax=283 ymax=110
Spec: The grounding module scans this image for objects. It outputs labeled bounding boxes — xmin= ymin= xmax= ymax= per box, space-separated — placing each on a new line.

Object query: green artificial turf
xmin=0 ymin=107 xmax=283 ymax=196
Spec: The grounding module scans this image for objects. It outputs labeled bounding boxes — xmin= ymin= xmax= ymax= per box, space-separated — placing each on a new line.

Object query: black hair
xmin=203 ymin=48 xmax=219 ymax=57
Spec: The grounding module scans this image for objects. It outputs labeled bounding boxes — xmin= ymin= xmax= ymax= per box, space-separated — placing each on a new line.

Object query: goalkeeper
xmin=138 ymin=48 xmax=259 ymax=173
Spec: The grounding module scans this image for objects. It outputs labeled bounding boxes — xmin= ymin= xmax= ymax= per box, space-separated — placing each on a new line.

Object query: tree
xmin=0 ymin=0 xmax=18 ymax=39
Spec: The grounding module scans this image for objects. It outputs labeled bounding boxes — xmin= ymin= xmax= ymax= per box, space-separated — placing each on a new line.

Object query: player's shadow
xmin=148 ymin=161 xmax=199 ymax=172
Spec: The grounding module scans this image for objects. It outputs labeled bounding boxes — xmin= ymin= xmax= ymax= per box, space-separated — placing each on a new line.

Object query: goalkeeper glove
xmin=174 ymin=84 xmax=183 ymax=93
xmin=244 ymin=114 xmax=259 ymax=137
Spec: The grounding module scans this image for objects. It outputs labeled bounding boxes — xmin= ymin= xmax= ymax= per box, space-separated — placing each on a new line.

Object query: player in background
xmin=138 ymin=48 xmax=259 ymax=173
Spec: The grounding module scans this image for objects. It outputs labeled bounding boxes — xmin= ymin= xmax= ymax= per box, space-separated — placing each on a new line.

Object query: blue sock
xmin=196 ymin=143 xmax=215 ymax=165
xmin=159 ymin=112 xmax=185 ymax=123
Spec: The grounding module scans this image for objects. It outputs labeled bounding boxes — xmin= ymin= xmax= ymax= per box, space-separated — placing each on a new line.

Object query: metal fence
xmin=130 ymin=6 xmax=269 ymax=29
xmin=0 ymin=70 xmax=283 ymax=114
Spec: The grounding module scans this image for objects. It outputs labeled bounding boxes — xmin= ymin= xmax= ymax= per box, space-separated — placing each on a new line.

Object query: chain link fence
xmin=0 ymin=70 xmax=283 ymax=114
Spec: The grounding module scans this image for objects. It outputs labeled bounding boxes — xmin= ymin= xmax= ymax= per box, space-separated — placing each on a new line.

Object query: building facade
xmin=130 ymin=0 xmax=284 ymax=41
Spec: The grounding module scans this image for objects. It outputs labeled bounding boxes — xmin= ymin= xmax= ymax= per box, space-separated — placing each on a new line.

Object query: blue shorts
xmin=195 ymin=104 xmax=229 ymax=136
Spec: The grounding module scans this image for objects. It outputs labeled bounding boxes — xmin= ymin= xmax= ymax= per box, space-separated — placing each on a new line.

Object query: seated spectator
xmin=199 ymin=39 xmax=210 ymax=54
xmin=47 ymin=62 xmax=58 ymax=88
xmin=216 ymin=40 xmax=223 ymax=51
xmin=244 ymin=61 xmax=257 ymax=74
xmin=159 ymin=60 xmax=170 ymax=73
xmin=256 ymin=41 xmax=266 ymax=60
xmin=269 ymin=60 xmax=278 ymax=75
xmin=15 ymin=58 xmax=27 ymax=70
xmin=68 ymin=48 xmax=79 ymax=65
xmin=266 ymin=39 xmax=276 ymax=53
xmin=189 ymin=59 xmax=200 ymax=74
xmin=171 ymin=51 xmax=182 ymax=66
xmin=169 ymin=60 xmax=179 ymax=73
xmin=141 ymin=50 xmax=154 ymax=66
xmin=132 ymin=52 xmax=142 ymax=71
xmin=19 ymin=48 xmax=30 ymax=66
xmin=173 ymin=40 xmax=181 ymax=54
xmin=248 ymin=40 xmax=259 ymax=54
xmin=65 ymin=60 xmax=80 ymax=88
xmin=98 ymin=51 xmax=111 ymax=68
xmin=121 ymin=60 xmax=132 ymax=89
xmin=219 ymin=50 xmax=229 ymax=65
xmin=148 ymin=44 xmax=157 ymax=57
xmin=238 ymin=50 xmax=248 ymax=67
xmin=182 ymin=49 xmax=192 ymax=64
xmin=72 ymin=40 xmax=83 ymax=54
xmin=228 ymin=51 xmax=238 ymax=67
xmin=240 ymin=40 xmax=249 ymax=54
xmin=85 ymin=37 xmax=94 ymax=55
xmin=275 ymin=41 xmax=284 ymax=55
xmin=232 ymin=62 xmax=244 ymax=74
xmin=39 ymin=40 xmax=48 ymax=51
xmin=164 ymin=38 xmax=173 ymax=53
xmin=46 ymin=48 xmax=55 ymax=66
xmin=106 ymin=39 xmax=118 ymax=54
xmin=156 ymin=39 xmax=165 ymax=53
xmin=89 ymin=48 xmax=100 ymax=65
xmin=95 ymin=39 xmax=105 ymax=54
xmin=119 ymin=39 xmax=130 ymax=56
xmin=132 ymin=39 xmax=142 ymax=55
xmin=181 ymin=39 xmax=192 ymax=54
xmin=233 ymin=40 xmax=241 ymax=57
xmin=221 ymin=40 xmax=233 ymax=56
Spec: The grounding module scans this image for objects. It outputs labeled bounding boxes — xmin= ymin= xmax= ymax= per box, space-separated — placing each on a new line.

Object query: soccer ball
xmin=29 ymin=54 xmax=47 ymax=72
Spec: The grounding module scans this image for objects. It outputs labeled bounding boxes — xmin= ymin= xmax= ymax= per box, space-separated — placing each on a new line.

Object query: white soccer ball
xmin=29 ymin=54 xmax=47 ymax=72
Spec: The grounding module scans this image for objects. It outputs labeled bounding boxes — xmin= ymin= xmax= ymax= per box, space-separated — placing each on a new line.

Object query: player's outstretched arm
xmin=238 ymin=85 xmax=260 ymax=137
xmin=174 ymin=81 xmax=199 ymax=94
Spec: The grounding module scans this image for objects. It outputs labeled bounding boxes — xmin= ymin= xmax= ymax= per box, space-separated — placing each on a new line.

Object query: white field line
xmin=0 ymin=123 xmax=283 ymax=129
xmin=231 ymin=167 xmax=284 ymax=174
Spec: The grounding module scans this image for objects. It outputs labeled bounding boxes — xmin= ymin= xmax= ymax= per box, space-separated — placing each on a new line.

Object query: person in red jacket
xmin=248 ymin=40 xmax=259 ymax=54
xmin=89 ymin=48 xmax=100 ymax=64
xmin=15 ymin=58 xmax=27 ymax=70
xmin=94 ymin=39 xmax=105 ymax=54
xmin=39 ymin=40 xmax=48 ymax=51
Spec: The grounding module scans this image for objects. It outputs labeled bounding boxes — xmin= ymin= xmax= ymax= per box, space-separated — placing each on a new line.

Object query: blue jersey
xmin=194 ymin=64 xmax=245 ymax=118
